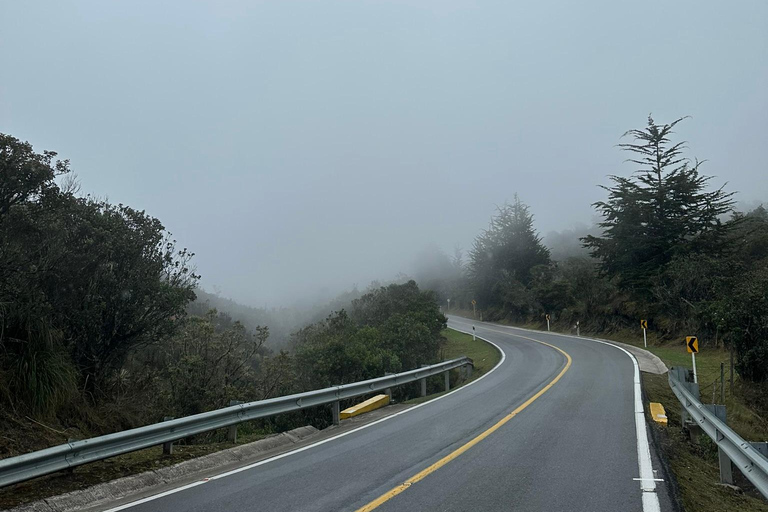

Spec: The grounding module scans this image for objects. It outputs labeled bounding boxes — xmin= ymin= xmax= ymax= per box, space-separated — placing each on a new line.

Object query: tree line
xmin=421 ymin=116 xmax=768 ymax=383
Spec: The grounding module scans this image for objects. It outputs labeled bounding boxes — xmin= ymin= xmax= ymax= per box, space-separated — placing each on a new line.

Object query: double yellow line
xmin=355 ymin=332 xmax=572 ymax=512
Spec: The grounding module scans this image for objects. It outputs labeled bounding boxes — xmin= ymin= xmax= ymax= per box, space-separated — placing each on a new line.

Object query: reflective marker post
xmin=472 ymin=325 xmax=476 ymax=341
xmin=692 ymin=352 xmax=698 ymax=384
xmin=546 ymin=314 xmax=550 ymax=332
xmin=643 ymin=327 xmax=647 ymax=348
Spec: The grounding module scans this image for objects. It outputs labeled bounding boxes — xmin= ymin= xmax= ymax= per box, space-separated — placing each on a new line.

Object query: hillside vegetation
xmin=0 ymin=133 xmax=447 ymax=460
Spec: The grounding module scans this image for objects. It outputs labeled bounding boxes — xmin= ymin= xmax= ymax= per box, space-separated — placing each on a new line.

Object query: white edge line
xmin=452 ymin=318 xmax=662 ymax=512
xmin=101 ymin=328 xmax=506 ymax=512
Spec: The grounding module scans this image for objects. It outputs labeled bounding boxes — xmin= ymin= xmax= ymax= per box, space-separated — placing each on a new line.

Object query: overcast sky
xmin=2 ymin=1 xmax=766 ymax=306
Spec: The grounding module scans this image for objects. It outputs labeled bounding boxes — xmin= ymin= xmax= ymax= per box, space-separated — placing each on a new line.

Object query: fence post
xmin=332 ymin=400 xmax=340 ymax=426
xmin=228 ymin=400 xmax=243 ymax=443
xmin=162 ymin=416 xmax=174 ymax=455
xmin=730 ymin=349 xmax=734 ymax=391
xmin=444 ymin=370 xmax=450 ymax=392
xmin=720 ymin=363 xmax=725 ymax=404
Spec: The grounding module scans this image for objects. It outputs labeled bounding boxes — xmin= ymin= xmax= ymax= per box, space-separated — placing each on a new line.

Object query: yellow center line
xmin=355 ymin=332 xmax=573 ymax=512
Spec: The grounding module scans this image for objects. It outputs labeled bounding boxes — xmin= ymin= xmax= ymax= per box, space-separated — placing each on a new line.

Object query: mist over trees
xmin=1 ymin=135 xmax=449 ymax=455
xmin=413 ymin=117 xmax=768 ymax=383
xmin=2 ymin=112 xmax=767 ymax=460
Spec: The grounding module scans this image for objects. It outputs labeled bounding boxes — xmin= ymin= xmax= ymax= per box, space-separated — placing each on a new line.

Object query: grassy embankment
xmin=608 ymin=330 xmax=768 ymax=512
xmin=403 ymin=328 xmax=502 ymax=405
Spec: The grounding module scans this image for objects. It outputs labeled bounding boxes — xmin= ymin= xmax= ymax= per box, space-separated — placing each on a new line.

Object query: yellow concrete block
xmin=340 ymin=394 xmax=390 ymax=420
xmin=650 ymin=402 xmax=667 ymax=426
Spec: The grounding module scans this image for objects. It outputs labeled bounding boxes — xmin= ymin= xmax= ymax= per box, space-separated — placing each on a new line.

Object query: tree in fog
xmin=583 ymin=116 xmax=735 ymax=294
xmin=468 ymin=196 xmax=551 ymax=317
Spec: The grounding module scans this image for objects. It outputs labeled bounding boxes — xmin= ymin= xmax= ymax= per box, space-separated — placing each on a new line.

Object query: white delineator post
xmin=692 ymin=352 xmax=698 ymax=384
xmin=472 ymin=325 xmax=476 ymax=341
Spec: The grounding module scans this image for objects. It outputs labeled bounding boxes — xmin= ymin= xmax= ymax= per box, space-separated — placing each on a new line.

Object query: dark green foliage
xmin=0 ymin=134 xmax=198 ymax=416
xmin=142 ymin=310 xmax=270 ymax=417
xmin=292 ymin=281 xmax=446 ymax=391
xmin=583 ymin=116 xmax=734 ymax=295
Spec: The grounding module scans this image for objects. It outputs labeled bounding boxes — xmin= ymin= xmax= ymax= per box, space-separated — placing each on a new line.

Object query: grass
xmin=593 ymin=328 xmax=768 ymax=442
xmin=403 ymin=329 xmax=502 ymax=405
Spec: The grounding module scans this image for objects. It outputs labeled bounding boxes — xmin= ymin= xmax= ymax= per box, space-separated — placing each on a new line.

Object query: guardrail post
xmin=672 ymin=367 xmax=699 ymax=425
xmin=752 ymin=442 xmax=768 ymax=458
xmin=444 ymin=370 xmax=450 ymax=392
xmin=420 ymin=365 xmax=428 ymax=397
xmin=465 ymin=363 xmax=473 ymax=379
xmin=162 ymin=416 xmax=174 ymax=455
xmin=384 ymin=372 xmax=394 ymax=400
xmin=332 ymin=400 xmax=340 ymax=425
xmin=228 ymin=400 xmax=243 ymax=443
xmin=704 ymin=404 xmax=733 ymax=485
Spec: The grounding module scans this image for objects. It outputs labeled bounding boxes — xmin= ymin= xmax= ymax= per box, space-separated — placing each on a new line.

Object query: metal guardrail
xmin=0 ymin=356 xmax=473 ymax=488
xmin=668 ymin=367 xmax=768 ymax=498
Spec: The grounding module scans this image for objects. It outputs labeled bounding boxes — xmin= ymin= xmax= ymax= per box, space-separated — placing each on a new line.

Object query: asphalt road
xmin=102 ymin=317 xmax=675 ymax=512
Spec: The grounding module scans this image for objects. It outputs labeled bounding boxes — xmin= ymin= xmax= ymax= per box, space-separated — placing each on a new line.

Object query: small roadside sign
xmin=640 ymin=319 xmax=648 ymax=329
xmin=471 ymin=300 xmax=476 ymax=305
xmin=686 ymin=336 xmax=699 ymax=383
xmin=545 ymin=314 xmax=551 ymax=332
xmin=545 ymin=314 xmax=551 ymax=321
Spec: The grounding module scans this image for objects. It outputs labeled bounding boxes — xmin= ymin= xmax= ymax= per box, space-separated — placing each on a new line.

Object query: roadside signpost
xmin=641 ymin=319 xmax=648 ymax=348
xmin=546 ymin=314 xmax=551 ymax=332
xmin=471 ymin=299 xmax=477 ymax=318
xmin=686 ymin=336 xmax=699 ymax=383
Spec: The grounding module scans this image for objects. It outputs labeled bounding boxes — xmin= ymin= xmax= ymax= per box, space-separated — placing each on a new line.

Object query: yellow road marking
xmin=355 ymin=332 xmax=572 ymax=512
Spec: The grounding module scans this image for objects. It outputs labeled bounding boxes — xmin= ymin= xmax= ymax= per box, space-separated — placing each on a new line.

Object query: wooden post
xmin=729 ymin=348 xmax=734 ymax=391
xmin=720 ymin=363 xmax=725 ymax=404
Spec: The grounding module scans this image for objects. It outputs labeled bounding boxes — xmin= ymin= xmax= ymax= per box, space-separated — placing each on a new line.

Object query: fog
xmin=2 ymin=1 xmax=766 ymax=307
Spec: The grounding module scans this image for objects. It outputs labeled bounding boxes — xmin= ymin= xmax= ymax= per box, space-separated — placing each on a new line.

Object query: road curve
xmin=97 ymin=317 xmax=675 ymax=512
